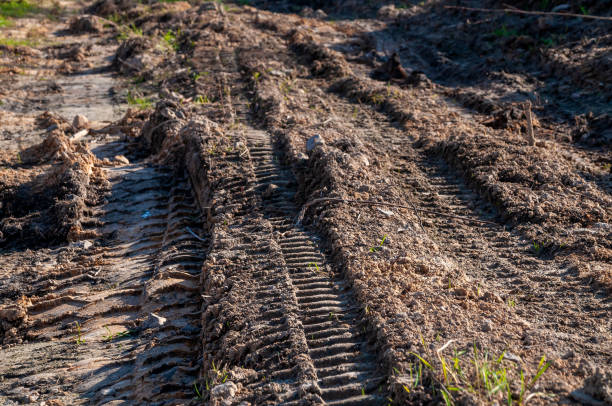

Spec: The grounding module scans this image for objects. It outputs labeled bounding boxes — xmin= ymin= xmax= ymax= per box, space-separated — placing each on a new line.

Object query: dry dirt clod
xmin=72 ymin=114 xmax=89 ymax=130
xmin=113 ymin=155 xmax=129 ymax=165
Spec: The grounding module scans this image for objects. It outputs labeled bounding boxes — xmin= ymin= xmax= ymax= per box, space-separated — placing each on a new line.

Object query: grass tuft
xmin=126 ymin=90 xmax=152 ymax=109
xmin=0 ymin=0 xmax=39 ymax=18
xmin=404 ymin=344 xmax=552 ymax=405
xmin=162 ymin=29 xmax=179 ymax=51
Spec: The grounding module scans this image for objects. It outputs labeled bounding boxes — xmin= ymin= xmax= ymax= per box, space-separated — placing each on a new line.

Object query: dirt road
xmin=0 ymin=1 xmax=610 ymax=405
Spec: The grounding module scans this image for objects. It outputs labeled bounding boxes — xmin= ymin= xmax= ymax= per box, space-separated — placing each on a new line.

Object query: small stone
xmin=142 ymin=313 xmax=166 ymax=329
xmin=210 ymin=381 xmax=237 ymax=399
xmin=100 ymin=388 xmax=114 ymax=396
xmin=481 ymin=318 xmax=493 ymax=332
xmin=262 ymin=184 xmax=279 ymax=198
xmin=313 ymin=9 xmax=327 ymax=19
xmin=453 ymin=287 xmax=468 ymax=297
xmin=306 ymin=134 xmax=325 ymax=152
xmin=73 ymin=114 xmax=89 ymax=130
xmin=114 ymin=155 xmax=130 ymax=165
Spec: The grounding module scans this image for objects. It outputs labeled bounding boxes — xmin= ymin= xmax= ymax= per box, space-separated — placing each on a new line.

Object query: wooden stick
xmin=525 ymin=101 xmax=536 ymax=146
xmin=295 ymin=197 xmax=499 ymax=226
xmin=444 ymin=5 xmax=612 ymax=21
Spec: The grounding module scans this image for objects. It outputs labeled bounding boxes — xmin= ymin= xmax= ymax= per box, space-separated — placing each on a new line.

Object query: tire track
xmin=190 ymin=36 xmax=384 ymax=403
xmin=0 ymin=137 xmax=206 ymax=404
xmin=245 ymin=129 xmax=383 ymax=405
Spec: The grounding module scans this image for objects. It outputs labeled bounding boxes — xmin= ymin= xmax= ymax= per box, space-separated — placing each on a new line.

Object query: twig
xmin=117 ymin=57 xmax=141 ymax=71
xmin=525 ymin=101 xmax=536 ymax=146
xmin=444 ymin=5 xmax=612 ymax=21
xmin=295 ymin=197 xmax=498 ymax=226
xmin=408 ymin=198 xmax=426 ymax=233
xmin=186 ymin=226 xmax=206 ymax=242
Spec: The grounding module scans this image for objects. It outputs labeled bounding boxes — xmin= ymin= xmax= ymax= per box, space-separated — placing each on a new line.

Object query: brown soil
xmin=0 ymin=1 xmax=610 ymax=405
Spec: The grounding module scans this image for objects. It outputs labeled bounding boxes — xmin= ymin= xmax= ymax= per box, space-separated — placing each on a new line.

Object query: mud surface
xmin=0 ymin=1 xmax=610 ymax=405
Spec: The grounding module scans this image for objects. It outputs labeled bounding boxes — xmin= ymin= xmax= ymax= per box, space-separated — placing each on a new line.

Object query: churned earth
xmin=0 ymin=1 xmax=610 ymax=405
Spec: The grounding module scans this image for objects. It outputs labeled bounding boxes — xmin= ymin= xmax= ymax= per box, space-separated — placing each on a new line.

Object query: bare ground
xmin=0 ymin=1 xmax=610 ymax=405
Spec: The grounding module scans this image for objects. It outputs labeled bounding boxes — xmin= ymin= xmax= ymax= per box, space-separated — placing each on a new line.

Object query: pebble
xmin=481 ymin=318 xmax=493 ymax=332
xmin=306 ymin=134 xmax=325 ymax=152
xmin=143 ymin=312 xmax=166 ymax=329
xmin=262 ymin=184 xmax=279 ymax=198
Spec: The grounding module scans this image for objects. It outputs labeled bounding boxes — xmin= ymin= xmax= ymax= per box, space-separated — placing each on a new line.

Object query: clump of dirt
xmin=113 ymin=36 xmax=156 ymax=74
xmin=582 ymin=367 xmax=612 ymax=404
xmin=0 ymin=296 xmax=31 ymax=345
xmin=0 ymin=132 xmax=106 ymax=249
xmin=573 ymin=112 xmax=612 ymax=146
xmin=87 ymin=0 xmax=136 ymax=17
xmin=68 ymin=15 xmax=106 ymax=34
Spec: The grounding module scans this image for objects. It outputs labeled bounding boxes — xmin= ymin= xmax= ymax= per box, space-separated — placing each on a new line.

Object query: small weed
xmin=369 ymin=234 xmax=388 ymax=252
xmin=162 ymin=29 xmax=179 ymax=51
xmin=193 ymin=381 xmax=203 ymax=399
xmin=507 ymin=298 xmax=517 ymax=308
xmin=194 ymin=95 xmax=210 ymax=104
xmin=126 ymin=90 xmax=152 ymax=109
xmin=579 ymin=5 xmax=589 ymax=15
xmin=102 ymin=325 xmax=133 ymax=341
xmin=531 ymin=241 xmax=543 ymax=256
xmin=129 ymin=23 xmax=142 ymax=36
xmin=116 ymin=23 xmax=142 ymax=41
xmin=107 ymin=12 xmax=122 ymax=24
xmin=308 ymin=262 xmax=320 ymax=273
xmin=252 ymin=71 xmax=261 ymax=81
xmin=540 ymin=37 xmax=555 ymax=47
xmin=370 ymin=93 xmax=384 ymax=105
xmin=74 ymin=321 xmax=85 ymax=345
xmin=132 ymin=75 xmax=146 ymax=84
xmin=279 ymin=80 xmax=292 ymax=95
xmin=493 ymin=24 xmax=517 ymax=38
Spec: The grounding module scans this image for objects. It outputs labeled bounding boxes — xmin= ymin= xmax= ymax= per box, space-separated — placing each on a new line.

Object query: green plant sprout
xmin=194 ymin=95 xmax=210 ymax=104
xmin=102 ymin=325 xmax=132 ymax=341
xmin=74 ymin=321 xmax=85 ymax=345
xmin=126 ymin=90 xmax=152 ymax=109
xmin=163 ymin=29 xmax=179 ymax=51
xmin=370 ymin=234 xmax=388 ymax=252
xmin=193 ymin=381 xmax=203 ymax=399
xmin=531 ymin=241 xmax=543 ymax=256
